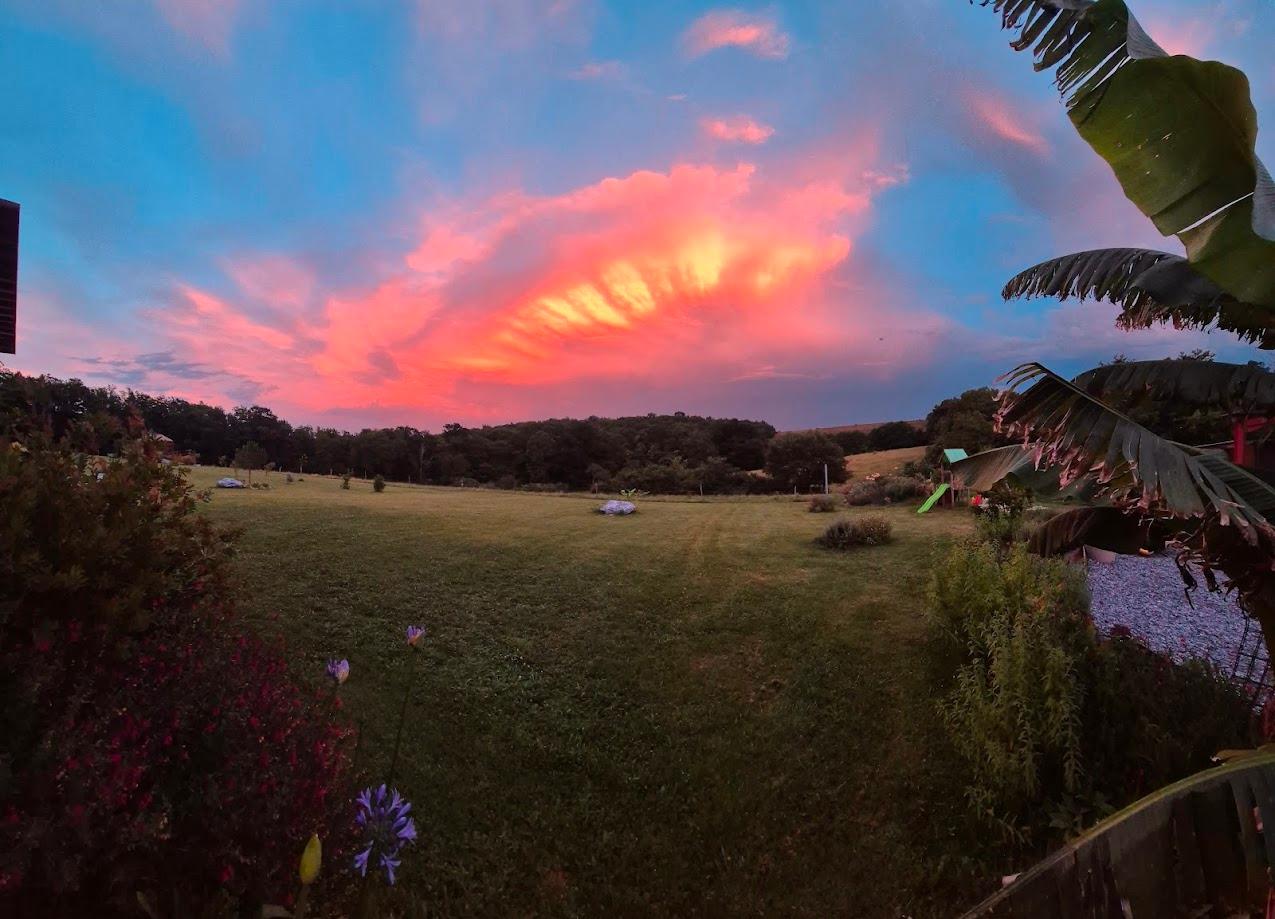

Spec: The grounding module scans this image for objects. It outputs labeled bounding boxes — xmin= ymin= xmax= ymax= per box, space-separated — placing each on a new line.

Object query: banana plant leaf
xmin=1073 ymin=359 xmax=1275 ymax=413
xmin=982 ymin=0 xmax=1275 ymax=309
xmin=960 ymin=752 xmax=1275 ymax=917
xmin=950 ymin=444 xmax=1095 ymax=500
xmin=1025 ymin=506 xmax=1169 ymax=555
xmin=973 ymin=363 xmax=1275 ymax=539
xmin=1002 ymin=248 xmax=1275 ymax=347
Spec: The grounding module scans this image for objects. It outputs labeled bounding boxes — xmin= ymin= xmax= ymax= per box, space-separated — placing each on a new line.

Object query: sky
xmin=2 ymin=0 xmax=1274 ymax=431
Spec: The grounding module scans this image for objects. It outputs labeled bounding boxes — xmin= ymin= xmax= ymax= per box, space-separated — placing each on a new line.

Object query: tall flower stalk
xmin=387 ymin=625 xmax=425 ymax=785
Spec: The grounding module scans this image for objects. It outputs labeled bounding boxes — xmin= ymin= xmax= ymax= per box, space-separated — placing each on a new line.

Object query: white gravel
xmin=1085 ymin=552 xmax=1251 ymax=673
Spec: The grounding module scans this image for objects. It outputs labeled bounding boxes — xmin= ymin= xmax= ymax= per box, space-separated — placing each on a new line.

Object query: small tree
xmin=232 ymin=442 xmax=268 ymax=485
xmin=372 ymin=474 xmax=386 ymax=493
xmin=867 ymin=421 xmax=925 ymax=452
xmin=765 ymin=432 xmax=846 ymax=492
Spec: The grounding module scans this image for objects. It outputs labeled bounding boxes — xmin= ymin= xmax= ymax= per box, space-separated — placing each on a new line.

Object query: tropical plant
xmin=963 ymin=1 xmax=1275 ymax=649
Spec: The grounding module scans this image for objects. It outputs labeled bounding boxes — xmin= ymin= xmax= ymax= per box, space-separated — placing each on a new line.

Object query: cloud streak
xmin=682 ymin=10 xmax=790 ymax=60
xmin=700 ymin=115 xmax=774 ymax=144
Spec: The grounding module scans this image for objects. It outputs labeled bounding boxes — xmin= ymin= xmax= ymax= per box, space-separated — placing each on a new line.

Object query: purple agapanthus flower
xmin=353 ymin=784 xmax=417 ymax=885
xmin=405 ymin=625 xmax=425 ymax=647
xmin=326 ymin=658 xmax=350 ymax=685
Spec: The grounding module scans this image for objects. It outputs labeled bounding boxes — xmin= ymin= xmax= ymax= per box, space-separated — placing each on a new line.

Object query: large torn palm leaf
xmin=1025 ymin=506 xmax=1168 ymax=556
xmin=1073 ymin=359 xmax=1275 ymax=413
xmin=1002 ymin=248 xmax=1275 ymax=347
xmin=982 ymin=0 xmax=1275 ymax=309
xmin=965 ymin=363 xmax=1275 ymax=538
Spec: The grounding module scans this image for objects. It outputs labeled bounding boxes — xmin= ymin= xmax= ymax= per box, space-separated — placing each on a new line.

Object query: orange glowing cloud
xmin=49 ymin=144 xmax=937 ymax=425
xmin=682 ymin=10 xmax=790 ymax=60
xmin=965 ymin=90 xmax=1049 ymax=156
xmin=701 ymin=115 xmax=774 ymax=144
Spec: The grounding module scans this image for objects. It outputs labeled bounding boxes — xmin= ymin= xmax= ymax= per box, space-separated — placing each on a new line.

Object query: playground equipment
xmin=916 ymin=483 xmax=949 ymax=514
xmin=917 ymin=448 xmax=969 ymax=514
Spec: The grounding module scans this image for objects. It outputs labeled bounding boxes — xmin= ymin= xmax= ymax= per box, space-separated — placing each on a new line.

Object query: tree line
xmin=0 ymin=367 xmax=788 ymax=492
xmin=3 ymin=357 xmax=1226 ymax=495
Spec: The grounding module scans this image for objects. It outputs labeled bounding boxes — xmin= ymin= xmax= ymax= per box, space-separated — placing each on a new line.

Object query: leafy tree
xmin=924 ymin=388 xmax=1007 ymax=464
xmin=867 ymin=420 xmax=925 ymax=451
xmin=232 ymin=441 xmax=268 ymax=484
xmin=765 ymin=432 xmax=847 ymax=491
xmin=833 ymin=430 xmax=870 ymax=455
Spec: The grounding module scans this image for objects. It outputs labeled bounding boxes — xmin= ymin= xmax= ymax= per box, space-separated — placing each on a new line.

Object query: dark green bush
xmin=880 ymin=475 xmax=927 ymax=503
xmin=0 ymin=436 xmax=357 ymax=917
xmin=930 ymin=541 xmax=1251 ymax=847
xmin=340 ymin=473 xmax=351 ymax=489
xmin=843 ymin=480 xmax=883 ymax=506
xmin=843 ymin=475 xmax=927 ymax=506
xmin=808 ymin=493 xmax=839 ymax=512
xmin=373 ymin=474 xmax=386 ymax=493
xmin=816 ymin=515 xmax=892 ymax=549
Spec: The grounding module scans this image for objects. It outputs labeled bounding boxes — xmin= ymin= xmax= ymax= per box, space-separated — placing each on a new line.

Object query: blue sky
xmin=3 ymin=0 xmax=1273 ymax=428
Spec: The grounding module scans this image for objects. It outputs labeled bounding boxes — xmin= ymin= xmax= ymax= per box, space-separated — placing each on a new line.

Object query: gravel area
xmin=1086 ymin=552 xmax=1250 ymax=672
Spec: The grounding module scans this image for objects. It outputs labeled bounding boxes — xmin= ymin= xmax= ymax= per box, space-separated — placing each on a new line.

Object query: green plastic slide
xmin=917 ymin=483 xmax=949 ymax=514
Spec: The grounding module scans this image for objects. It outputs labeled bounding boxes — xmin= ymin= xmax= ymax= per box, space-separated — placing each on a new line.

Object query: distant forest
xmin=4 ymin=356 xmax=1227 ymax=494
xmin=0 ymin=368 xmax=936 ymax=493
xmin=0 ymin=367 xmax=932 ymax=493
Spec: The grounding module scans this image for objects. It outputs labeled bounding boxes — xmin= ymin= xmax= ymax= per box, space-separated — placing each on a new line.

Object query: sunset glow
xmin=4 ymin=1 xmax=1273 ymax=429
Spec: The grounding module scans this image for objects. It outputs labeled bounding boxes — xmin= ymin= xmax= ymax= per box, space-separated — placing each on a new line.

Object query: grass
xmin=192 ymin=468 xmax=991 ymax=917
xmin=845 ymin=445 xmax=927 ymax=478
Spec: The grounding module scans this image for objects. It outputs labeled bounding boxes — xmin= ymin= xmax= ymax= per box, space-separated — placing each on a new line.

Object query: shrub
xmin=285 ymin=472 xmax=294 ymax=484
xmin=843 ymin=475 xmax=927 ymax=506
xmin=808 ymin=493 xmax=839 ymax=513
xmin=972 ymin=484 xmax=1030 ymax=547
xmin=340 ymin=473 xmax=351 ymax=490
xmin=373 ymin=474 xmax=386 ymax=493
xmin=843 ymin=479 xmax=884 ymax=506
xmin=0 ymin=437 xmax=357 ymax=916
xmin=494 ymin=474 xmax=518 ymax=490
xmin=880 ymin=475 xmax=927 ymax=503
xmin=930 ymin=541 xmax=1251 ymax=847
xmin=816 ymin=515 xmax=892 ymax=549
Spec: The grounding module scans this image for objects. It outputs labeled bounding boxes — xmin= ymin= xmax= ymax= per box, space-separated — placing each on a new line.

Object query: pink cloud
xmin=151 ymin=0 xmax=242 ymax=56
xmin=964 ymin=90 xmax=1049 ymax=156
xmin=224 ymin=255 xmax=316 ymax=310
xmin=682 ymin=10 xmax=790 ymax=60
xmin=700 ymin=115 xmax=775 ymax=145
xmin=34 ymin=142 xmax=937 ymax=425
xmin=416 ymin=0 xmax=588 ymax=48
xmin=568 ymin=59 xmax=624 ymax=80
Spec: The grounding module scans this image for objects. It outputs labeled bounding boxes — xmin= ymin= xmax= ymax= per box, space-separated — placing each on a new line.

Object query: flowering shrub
xmin=815 ymin=515 xmax=893 ymax=549
xmin=808 ymin=494 xmax=839 ymax=512
xmin=0 ymin=436 xmax=358 ymax=917
xmin=843 ymin=475 xmax=928 ymax=506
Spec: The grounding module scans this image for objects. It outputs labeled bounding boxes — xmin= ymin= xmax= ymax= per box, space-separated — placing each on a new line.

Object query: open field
xmin=845 ymin=445 xmax=928 ymax=478
xmin=191 ymin=468 xmax=987 ymax=917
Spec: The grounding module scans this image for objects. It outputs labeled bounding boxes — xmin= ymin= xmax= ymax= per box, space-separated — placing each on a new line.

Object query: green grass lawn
xmin=193 ymin=468 xmax=988 ymax=917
